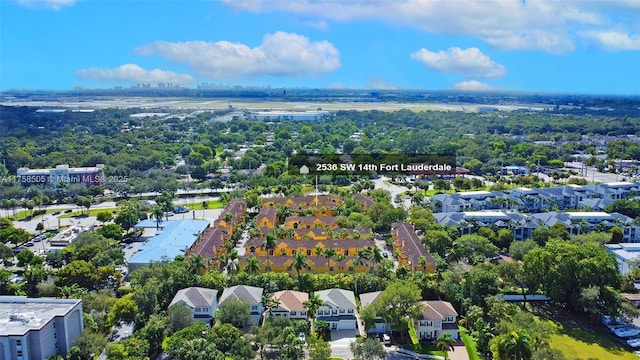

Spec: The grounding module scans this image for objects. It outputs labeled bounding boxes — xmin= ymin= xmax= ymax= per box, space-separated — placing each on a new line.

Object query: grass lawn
xmin=459 ymin=327 xmax=481 ymax=360
xmin=188 ymin=199 xmax=223 ymax=210
xmin=549 ymin=319 xmax=637 ymax=360
xmin=59 ymin=208 xmax=117 ymax=218
xmin=405 ymin=342 xmax=446 ymax=357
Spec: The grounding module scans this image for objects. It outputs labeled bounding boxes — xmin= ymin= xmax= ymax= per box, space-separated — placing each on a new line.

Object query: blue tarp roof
xmin=128 ymin=219 xmax=209 ymax=265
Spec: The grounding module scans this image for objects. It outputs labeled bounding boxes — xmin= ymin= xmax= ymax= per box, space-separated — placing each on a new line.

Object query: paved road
xmin=373 ymin=177 xmax=411 ymax=209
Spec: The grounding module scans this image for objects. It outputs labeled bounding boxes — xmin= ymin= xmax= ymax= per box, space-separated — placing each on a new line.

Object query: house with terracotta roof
xmin=391 ymin=223 xmax=436 ymax=273
xmin=316 ymin=288 xmax=357 ymax=330
xmin=353 ymin=193 xmax=376 ymax=211
xmin=239 ymin=254 xmax=369 ymax=274
xmin=262 ymin=195 xmax=342 ymax=210
xmin=256 ymin=207 xmax=278 ymax=228
xmin=187 ymin=200 xmax=247 ymax=268
xmin=270 ymin=290 xmax=309 ymax=320
xmin=169 ymin=287 xmax=218 ymax=325
xmin=284 ymin=216 xmax=339 ymax=230
xmin=414 ymin=300 xmax=459 ymax=340
xmin=219 ymin=285 xmax=264 ymax=326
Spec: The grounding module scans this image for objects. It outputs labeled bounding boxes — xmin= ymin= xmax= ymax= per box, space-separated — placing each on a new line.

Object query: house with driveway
xmin=316 ymin=288 xmax=357 ymax=330
xmin=414 ymin=300 xmax=459 ymax=340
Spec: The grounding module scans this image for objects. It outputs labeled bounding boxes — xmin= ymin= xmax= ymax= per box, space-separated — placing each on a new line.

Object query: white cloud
xmin=221 ymin=0 xmax=639 ymax=53
xmin=411 ymin=47 xmax=506 ymax=78
xmin=580 ymin=30 xmax=640 ymax=51
xmin=75 ymin=64 xmax=194 ymax=86
xmin=134 ymin=32 xmax=340 ymax=79
xmin=454 ymin=80 xmax=494 ymax=91
xmin=16 ymin=0 xmax=75 ymax=10
xmin=366 ymin=77 xmax=397 ymax=90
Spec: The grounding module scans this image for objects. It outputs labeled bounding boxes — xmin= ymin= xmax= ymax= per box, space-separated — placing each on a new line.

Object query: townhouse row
xmin=170 ymin=285 xmax=459 ymax=340
xmin=432 ymin=181 xmax=639 ymax=213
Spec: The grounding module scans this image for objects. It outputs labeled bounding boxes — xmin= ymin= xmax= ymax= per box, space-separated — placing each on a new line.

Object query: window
xmin=307 ymin=250 xmax=311 ymax=256
xmin=291 ymin=311 xmax=296 ymax=316
xmin=332 ymin=310 xmax=338 ymax=315
xmin=426 ymin=321 xmax=433 ymax=327
xmin=347 ymin=309 xmax=353 ymax=314
xmin=301 ymin=311 xmax=307 ymax=315
xmin=251 ymin=305 xmax=258 ymax=310
xmin=16 ymin=340 xmax=21 ymax=345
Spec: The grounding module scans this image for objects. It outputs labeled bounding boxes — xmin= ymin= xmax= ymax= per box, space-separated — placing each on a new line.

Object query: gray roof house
xmin=169 ymin=287 xmax=218 ymax=325
xmin=219 ymin=285 xmax=264 ymax=326
xmin=316 ymin=288 xmax=357 ymax=330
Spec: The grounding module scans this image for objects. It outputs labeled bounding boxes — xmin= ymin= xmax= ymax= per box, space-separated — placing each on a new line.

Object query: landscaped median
xmin=459 ymin=326 xmax=480 ymax=360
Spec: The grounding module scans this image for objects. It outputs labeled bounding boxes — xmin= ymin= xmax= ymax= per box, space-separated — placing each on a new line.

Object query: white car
xmin=298 ymin=333 xmax=306 ymax=343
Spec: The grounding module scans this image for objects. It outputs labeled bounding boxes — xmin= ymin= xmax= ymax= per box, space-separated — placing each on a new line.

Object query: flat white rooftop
xmin=463 ymin=211 xmax=507 ymax=218
xmin=605 ymin=182 xmax=634 ymax=187
xmin=567 ymin=212 xmax=612 ymax=218
xmin=459 ymin=190 xmax=492 ymax=196
xmin=0 ymin=296 xmax=81 ymax=336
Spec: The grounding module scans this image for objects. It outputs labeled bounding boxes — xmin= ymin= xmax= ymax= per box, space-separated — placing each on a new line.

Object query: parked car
xmin=382 ymin=334 xmax=391 ymax=346
xmin=298 ymin=333 xmax=306 ymax=343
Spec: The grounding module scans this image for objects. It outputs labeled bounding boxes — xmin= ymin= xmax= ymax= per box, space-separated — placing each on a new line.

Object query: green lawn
xmin=59 ymin=208 xmax=117 ymax=218
xmin=549 ymin=320 xmax=637 ymax=360
xmin=405 ymin=342 xmax=446 ymax=357
xmin=459 ymin=327 xmax=481 ymax=360
xmin=187 ymin=199 xmax=223 ymax=210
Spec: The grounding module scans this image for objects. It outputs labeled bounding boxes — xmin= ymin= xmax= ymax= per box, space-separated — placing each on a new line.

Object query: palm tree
xmin=201 ymin=200 xmax=208 ymax=219
xmin=303 ymin=292 xmax=325 ymax=334
xmin=187 ymin=254 xmax=205 ymax=275
xmin=323 ymin=248 xmax=336 ymax=274
xmin=244 ymin=256 xmax=260 ymax=275
xmin=499 ymin=330 xmax=532 ymax=360
xmin=314 ymin=245 xmax=324 ymax=274
xmin=370 ymin=247 xmax=383 ymax=274
xmin=151 ymin=205 xmax=164 ymax=229
xmin=261 ymin=234 xmax=277 ymax=273
xmin=436 ymin=333 xmax=456 ymax=360
xmin=262 ymin=293 xmax=280 ymax=324
xmin=289 ymin=251 xmax=310 ymax=281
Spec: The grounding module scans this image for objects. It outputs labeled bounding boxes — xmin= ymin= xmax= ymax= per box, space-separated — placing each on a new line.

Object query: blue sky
xmin=1 ymin=0 xmax=639 ymax=94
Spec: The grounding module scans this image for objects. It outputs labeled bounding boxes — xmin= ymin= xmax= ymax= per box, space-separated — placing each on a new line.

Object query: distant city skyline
xmin=1 ymin=0 xmax=639 ymax=95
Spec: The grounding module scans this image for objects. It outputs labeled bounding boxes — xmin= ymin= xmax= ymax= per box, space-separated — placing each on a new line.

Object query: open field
xmin=549 ymin=320 xmax=637 ymax=360
xmin=0 ymin=97 xmax=547 ymax=113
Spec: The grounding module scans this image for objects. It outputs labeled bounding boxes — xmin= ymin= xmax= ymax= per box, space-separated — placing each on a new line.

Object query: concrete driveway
xmin=329 ymin=329 xmax=358 ymax=360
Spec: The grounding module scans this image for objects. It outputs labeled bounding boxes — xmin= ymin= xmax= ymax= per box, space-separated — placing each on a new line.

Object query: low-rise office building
xmin=0 ymin=296 xmax=83 ymax=360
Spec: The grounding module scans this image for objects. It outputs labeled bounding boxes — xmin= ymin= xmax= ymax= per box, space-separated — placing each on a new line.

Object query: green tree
xmin=262 ymin=234 xmax=277 ymax=272
xmin=107 ymin=293 xmax=138 ymax=327
xmin=308 ymin=333 xmax=331 ymax=360
xmin=96 ymin=211 xmax=113 ymax=223
xmin=55 ymin=260 xmax=98 ymax=290
xmin=522 ymin=239 xmax=622 ymax=313
xmin=493 ymin=330 xmax=532 ymax=360
xmin=349 ymin=337 xmax=386 ymax=360
xmin=168 ymin=304 xmax=195 ymax=332
xmin=218 ymin=298 xmax=250 ymax=328
xmin=304 ymin=292 xmax=325 ymax=334
xmin=373 ymin=281 xmax=423 ymax=337
xmin=96 ymin=223 xmax=123 ymax=241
